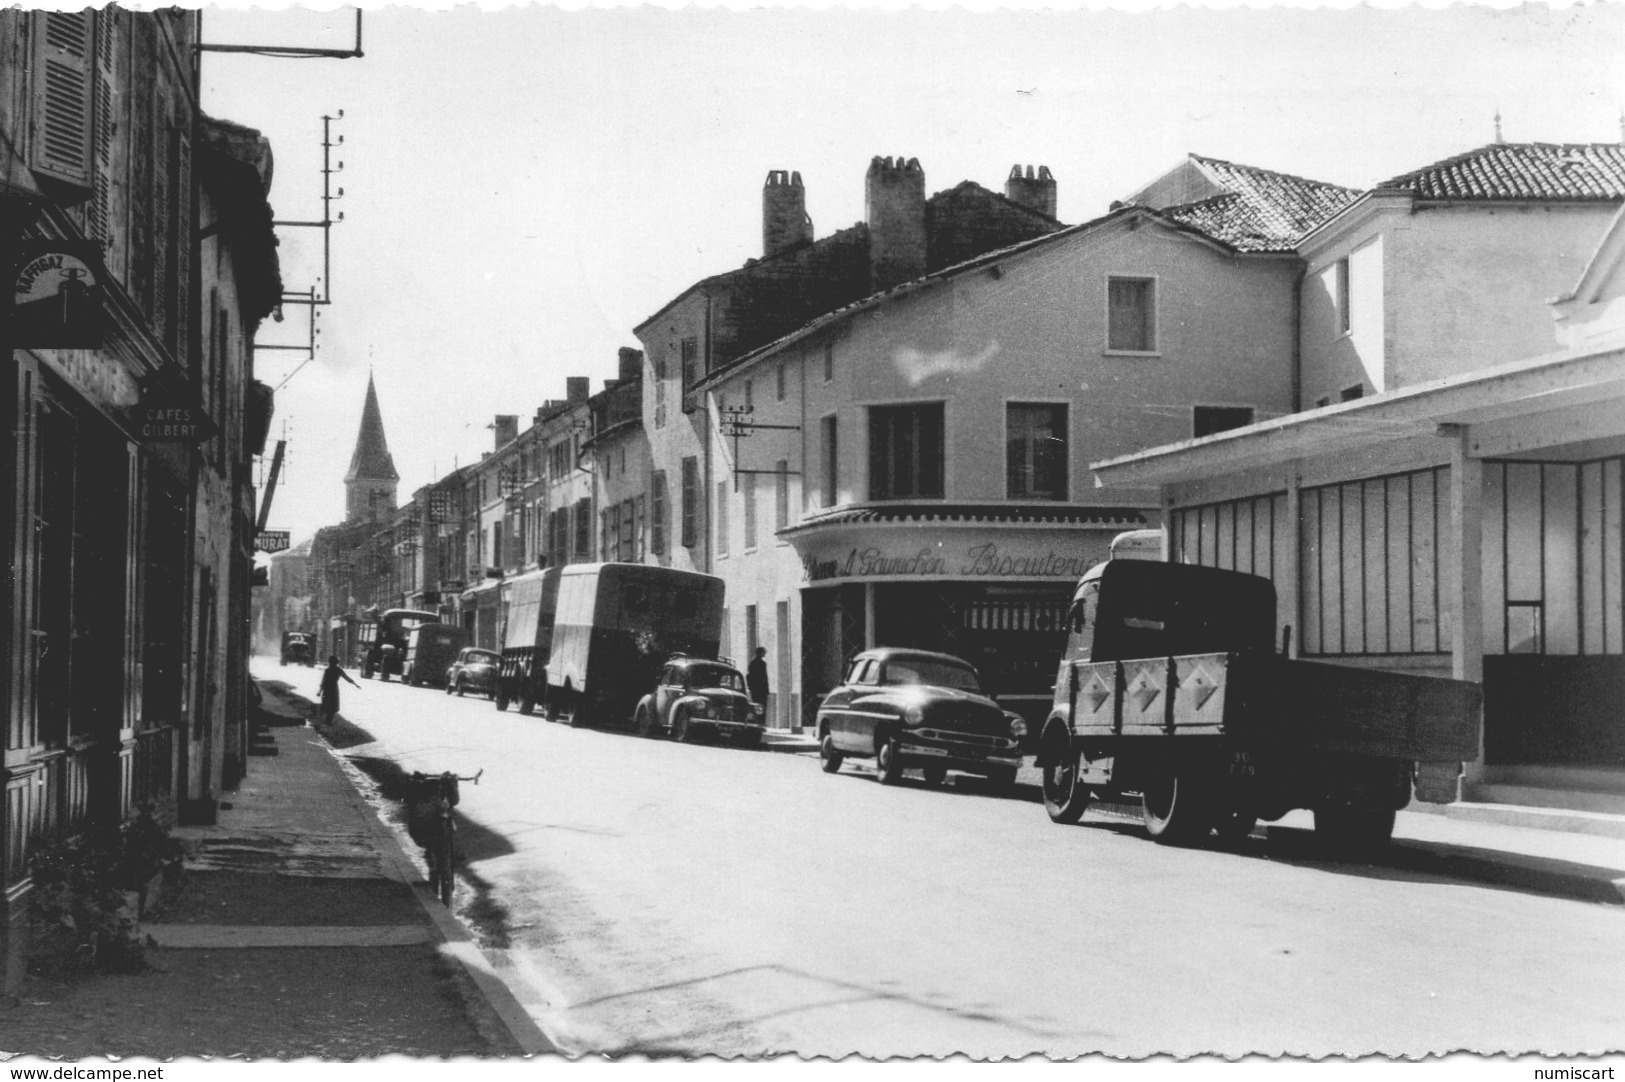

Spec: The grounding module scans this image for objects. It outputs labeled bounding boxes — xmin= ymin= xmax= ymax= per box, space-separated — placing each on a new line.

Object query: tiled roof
xmin=1377 ymin=143 xmax=1625 ymax=201
xmin=780 ymin=503 xmax=1149 ymax=535
xmin=1163 ymin=156 xmax=1360 ymax=252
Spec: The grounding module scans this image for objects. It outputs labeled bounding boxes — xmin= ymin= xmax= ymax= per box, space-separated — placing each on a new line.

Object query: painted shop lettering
xmin=804 ymin=542 xmax=1090 ymax=581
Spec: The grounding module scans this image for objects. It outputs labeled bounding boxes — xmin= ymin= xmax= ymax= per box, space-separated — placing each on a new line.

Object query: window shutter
xmin=89 ymin=9 xmax=121 ymax=248
xmin=31 ymin=10 xmax=94 ymax=189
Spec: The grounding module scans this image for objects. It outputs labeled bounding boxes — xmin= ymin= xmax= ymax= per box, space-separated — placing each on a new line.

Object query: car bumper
xmin=897 ymin=739 xmax=1022 ymax=772
xmin=694 ymin=718 xmax=764 ymax=736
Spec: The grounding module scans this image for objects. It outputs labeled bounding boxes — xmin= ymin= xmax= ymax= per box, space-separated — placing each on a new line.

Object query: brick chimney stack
xmin=1005 ymin=164 xmax=1058 ymax=219
xmin=493 ymin=415 xmax=519 ymax=450
xmin=865 ymin=156 xmax=927 ymax=292
xmin=617 ymin=346 xmax=644 ymax=382
xmin=566 ymin=376 xmax=589 ymax=404
xmin=763 ymin=170 xmax=813 ymax=258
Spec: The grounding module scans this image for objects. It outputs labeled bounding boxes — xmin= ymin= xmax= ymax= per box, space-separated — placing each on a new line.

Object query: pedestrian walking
xmin=747 ymin=646 xmax=770 ymax=715
xmin=319 ymin=654 xmax=359 ymax=723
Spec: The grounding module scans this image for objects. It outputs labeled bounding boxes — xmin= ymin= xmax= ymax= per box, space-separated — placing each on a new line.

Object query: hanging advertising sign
xmin=136 ymin=388 xmax=219 ymax=444
xmin=257 ymin=529 xmax=291 ymax=553
xmin=9 ymin=240 xmax=106 ymax=350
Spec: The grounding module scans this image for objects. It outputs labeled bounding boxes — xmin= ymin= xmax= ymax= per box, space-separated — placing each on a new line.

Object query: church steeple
xmin=344 ymin=374 xmax=399 ymax=525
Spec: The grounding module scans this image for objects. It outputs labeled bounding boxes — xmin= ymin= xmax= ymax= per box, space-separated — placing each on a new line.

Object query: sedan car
xmin=634 ymin=655 xmax=764 ymax=747
xmin=445 ymin=647 xmax=499 ymax=699
xmin=815 ymin=647 xmax=1026 ymax=787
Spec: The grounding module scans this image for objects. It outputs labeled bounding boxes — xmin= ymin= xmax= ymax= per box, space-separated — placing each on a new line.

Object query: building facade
xmin=2 ymin=8 xmax=279 ymax=988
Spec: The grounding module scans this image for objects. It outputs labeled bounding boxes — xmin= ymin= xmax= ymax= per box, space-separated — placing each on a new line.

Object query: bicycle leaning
xmin=404 ymin=769 xmax=483 ymax=905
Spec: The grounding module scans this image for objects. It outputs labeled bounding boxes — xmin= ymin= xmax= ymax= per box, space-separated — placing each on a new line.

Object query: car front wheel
xmin=671 ymin=709 xmax=692 ymax=743
xmin=875 ymin=734 xmax=905 ymax=786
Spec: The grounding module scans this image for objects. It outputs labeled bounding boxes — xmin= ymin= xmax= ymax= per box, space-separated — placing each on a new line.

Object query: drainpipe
xmin=702 ymin=295 xmax=714 ymax=574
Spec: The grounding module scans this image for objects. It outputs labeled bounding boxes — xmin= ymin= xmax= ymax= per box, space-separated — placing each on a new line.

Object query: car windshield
xmin=466 ymin=650 xmax=497 ymax=664
xmin=688 ymin=665 xmax=745 ymax=692
xmin=882 ymin=658 xmax=981 ymax=692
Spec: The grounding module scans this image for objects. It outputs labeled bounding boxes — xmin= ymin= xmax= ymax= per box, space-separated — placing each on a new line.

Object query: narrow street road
xmin=260 ymin=659 xmax=1625 ymax=1060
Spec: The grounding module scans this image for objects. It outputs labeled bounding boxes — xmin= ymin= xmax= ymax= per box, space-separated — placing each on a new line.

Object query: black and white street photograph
xmin=2 ymin=0 xmax=1625 ymax=1074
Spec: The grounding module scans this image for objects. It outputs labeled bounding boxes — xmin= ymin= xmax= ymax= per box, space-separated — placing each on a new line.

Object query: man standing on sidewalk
xmin=747 ymin=646 xmax=770 ymax=720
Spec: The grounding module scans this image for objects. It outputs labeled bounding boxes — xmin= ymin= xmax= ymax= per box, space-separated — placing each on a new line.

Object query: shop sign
xmin=9 ymin=241 xmax=105 ymax=350
xmin=257 ymin=529 xmax=291 ymax=553
xmin=136 ymin=389 xmax=218 ymax=444
xmin=802 ymin=541 xmax=1098 ymax=583
xmin=438 ymin=578 xmax=466 ymax=593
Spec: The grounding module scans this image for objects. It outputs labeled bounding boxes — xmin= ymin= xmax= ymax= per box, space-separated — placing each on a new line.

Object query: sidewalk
xmin=0 ymin=686 xmax=553 ymax=1060
xmin=763 ymin=729 xmax=1625 ymax=905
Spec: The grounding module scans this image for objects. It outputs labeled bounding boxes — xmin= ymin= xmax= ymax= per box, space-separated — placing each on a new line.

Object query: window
xmin=548 ymin=440 xmax=571 ymax=481
xmin=716 ymin=481 xmax=730 ymax=557
xmin=775 ymin=459 xmax=789 ymax=531
xmin=1006 ymin=403 xmax=1068 ymax=500
xmin=869 ymin=403 xmax=944 ymax=500
xmin=653 ymin=355 xmax=668 ymax=428
xmin=1107 ymin=276 xmax=1156 ymax=352
xmin=681 ymin=456 xmax=699 ymax=548
xmin=1335 ymin=257 xmax=1351 ymax=335
xmin=743 ymin=472 xmax=758 ymax=549
xmin=776 ymin=364 xmax=787 ymax=402
xmin=745 ymin=605 xmax=759 ymax=656
xmin=651 ymin=470 xmax=667 ymax=555
xmin=1193 ymin=406 xmax=1255 ymax=439
xmin=573 ymin=497 xmax=591 ymax=560
xmin=822 ymin=342 xmax=834 ymax=382
xmin=681 ymin=337 xmax=700 ymax=412
xmin=490 ymin=522 xmax=503 ymax=567
xmin=820 ymin=415 xmax=838 ymax=507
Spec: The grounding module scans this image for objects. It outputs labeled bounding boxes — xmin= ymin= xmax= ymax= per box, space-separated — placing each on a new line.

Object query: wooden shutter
xmin=31 ymin=10 xmax=94 ymax=189
xmin=89 ymin=9 xmax=121 ymax=247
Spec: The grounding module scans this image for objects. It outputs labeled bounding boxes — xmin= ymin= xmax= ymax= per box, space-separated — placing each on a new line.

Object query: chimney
xmin=1005 ymin=164 xmax=1058 ymax=219
xmin=566 ymin=376 xmax=589 ymax=404
xmin=617 ymin=346 xmax=644 ymax=383
xmin=492 ymin=414 xmax=518 ymax=450
xmin=763 ymin=169 xmax=813 ymax=258
xmin=865 ymin=156 xmax=927 ymax=292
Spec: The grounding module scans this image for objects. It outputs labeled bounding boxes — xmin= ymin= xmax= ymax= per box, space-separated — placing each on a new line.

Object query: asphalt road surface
xmin=261 ymin=658 xmax=1625 ymax=1060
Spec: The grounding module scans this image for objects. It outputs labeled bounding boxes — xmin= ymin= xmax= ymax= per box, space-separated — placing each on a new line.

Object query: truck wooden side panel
xmin=1067 ymin=652 xmax=1480 ymax=763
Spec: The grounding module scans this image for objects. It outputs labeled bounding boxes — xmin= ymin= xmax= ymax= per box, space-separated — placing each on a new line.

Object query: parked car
xmin=445 ymin=647 xmax=500 ymax=699
xmin=815 ymin=647 xmax=1026 ymax=788
xmin=634 ymin=655 xmax=764 ymax=747
xmin=281 ymin=632 xmax=315 ymax=667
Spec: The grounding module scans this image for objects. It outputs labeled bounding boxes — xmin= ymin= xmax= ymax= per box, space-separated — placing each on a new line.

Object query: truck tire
xmin=1141 ymin=765 xmax=1215 ymax=845
xmin=819 ymin=732 xmax=844 ymax=774
xmin=1040 ymin=727 xmax=1090 ymax=824
xmin=494 ymin=685 xmax=509 ymax=711
xmin=1313 ymin=803 xmax=1395 ymax=854
xmin=518 ymin=687 xmax=536 ymax=715
xmin=875 ymin=734 xmax=905 ymax=785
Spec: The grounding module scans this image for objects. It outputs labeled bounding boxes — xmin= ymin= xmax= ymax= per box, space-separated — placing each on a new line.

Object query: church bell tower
xmin=344 ymin=374 xmax=400 ymax=525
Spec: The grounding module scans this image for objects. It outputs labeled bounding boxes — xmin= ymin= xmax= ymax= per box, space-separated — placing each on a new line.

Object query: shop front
xmin=784 ymin=505 xmax=1150 ymax=735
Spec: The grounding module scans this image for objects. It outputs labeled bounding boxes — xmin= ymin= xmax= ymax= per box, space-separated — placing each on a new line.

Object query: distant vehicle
xmin=280 ymin=631 xmax=315 ymax=667
xmin=1035 ymin=558 xmax=1481 ymax=849
xmin=816 ymin=647 xmax=1026 ymax=788
xmin=494 ymin=568 xmax=563 ymax=714
xmin=404 ymin=623 xmax=469 ymax=688
xmin=635 ymin=655 xmax=763 ymax=747
xmin=1109 ymin=528 xmax=1163 ymax=561
xmin=543 ymin=563 xmax=725 ymax=728
xmin=446 ymin=647 xmax=500 ymax=699
xmin=361 ymin=608 xmax=438 ymax=681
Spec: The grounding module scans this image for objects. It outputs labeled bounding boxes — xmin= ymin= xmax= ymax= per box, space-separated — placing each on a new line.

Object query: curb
xmin=258 ymin=684 xmax=558 ymax=1056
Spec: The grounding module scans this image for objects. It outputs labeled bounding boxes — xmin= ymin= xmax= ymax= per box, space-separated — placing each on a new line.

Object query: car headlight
xmin=1007 ymin=714 xmax=1028 ymax=740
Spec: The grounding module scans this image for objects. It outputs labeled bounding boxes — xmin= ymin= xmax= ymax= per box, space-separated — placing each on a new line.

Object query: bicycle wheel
xmin=436 ymin=823 xmax=455 ymax=906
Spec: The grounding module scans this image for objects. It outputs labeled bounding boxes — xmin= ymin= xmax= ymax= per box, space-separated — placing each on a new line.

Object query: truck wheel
xmin=494 ymin=686 xmax=509 ymax=711
xmin=1042 ymin=751 xmax=1091 ymax=824
xmin=1314 ymin=804 xmax=1395 ymax=855
xmin=1141 ymin=766 xmax=1214 ymax=845
xmin=875 ymin=735 xmax=905 ymax=785
xmin=819 ymin=732 xmax=844 ymax=774
xmin=518 ymin=689 xmax=536 ymax=716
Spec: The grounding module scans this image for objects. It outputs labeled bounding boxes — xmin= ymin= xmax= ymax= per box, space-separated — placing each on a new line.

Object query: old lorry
xmin=1034 ymin=557 xmax=1481 ymax=850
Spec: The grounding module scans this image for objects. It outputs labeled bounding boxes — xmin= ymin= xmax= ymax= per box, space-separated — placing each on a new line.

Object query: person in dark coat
xmin=319 ymin=654 xmax=358 ymax=722
xmin=746 ymin=646 xmax=770 ymax=714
